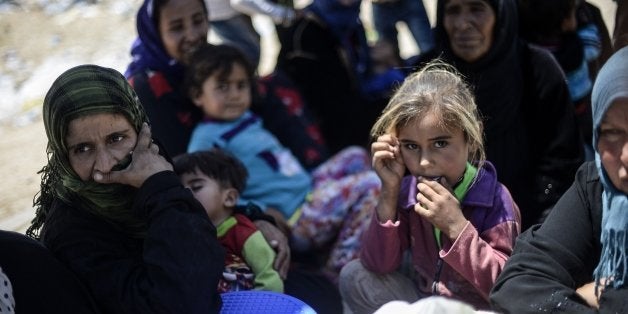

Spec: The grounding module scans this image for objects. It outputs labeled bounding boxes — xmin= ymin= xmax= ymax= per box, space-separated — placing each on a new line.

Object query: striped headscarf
xmin=591 ymin=46 xmax=628 ymax=290
xmin=27 ymin=65 xmax=149 ymax=239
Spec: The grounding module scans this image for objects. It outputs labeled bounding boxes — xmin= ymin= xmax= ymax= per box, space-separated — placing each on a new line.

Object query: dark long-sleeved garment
xmin=128 ymin=70 xmax=203 ymax=157
xmin=490 ymin=162 xmax=628 ymax=313
xmin=0 ymin=230 xmax=100 ymax=313
xmin=276 ymin=12 xmax=388 ymax=154
xmin=40 ymin=171 xmax=225 ymax=314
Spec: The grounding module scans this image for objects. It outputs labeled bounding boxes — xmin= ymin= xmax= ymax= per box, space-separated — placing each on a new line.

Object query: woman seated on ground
xmin=27 ymin=64 xmax=225 ymax=313
xmin=490 ymin=46 xmax=628 ymax=313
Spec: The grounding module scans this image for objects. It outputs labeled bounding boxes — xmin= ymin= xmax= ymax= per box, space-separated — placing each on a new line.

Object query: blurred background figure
xmin=206 ymin=0 xmax=298 ymax=70
xmin=276 ymin=0 xmax=405 ymax=154
xmin=370 ymin=0 xmax=435 ymax=60
xmin=518 ymin=0 xmax=613 ymax=160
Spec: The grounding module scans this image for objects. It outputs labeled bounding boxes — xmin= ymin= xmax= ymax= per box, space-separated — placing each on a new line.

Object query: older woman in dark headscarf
xmin=27 ymin=64 xmax=225 ymax=313
xmin=413 ymin=0 xmax=584 ymax=230
xmin=490 ymin=45 xmax=628 ymax=314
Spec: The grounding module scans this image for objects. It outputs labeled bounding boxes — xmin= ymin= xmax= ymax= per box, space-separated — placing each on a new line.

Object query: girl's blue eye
xmin=434 ymin=140 xmax=448 ymax=148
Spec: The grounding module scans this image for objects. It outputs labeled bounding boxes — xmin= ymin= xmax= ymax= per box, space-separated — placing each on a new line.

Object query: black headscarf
xmin=434 ymin=0 xmax=523 ymax=139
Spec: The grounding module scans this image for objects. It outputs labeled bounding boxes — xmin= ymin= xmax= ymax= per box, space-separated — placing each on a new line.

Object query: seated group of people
xmin=2 ymin=0 xmax=628 ymax=313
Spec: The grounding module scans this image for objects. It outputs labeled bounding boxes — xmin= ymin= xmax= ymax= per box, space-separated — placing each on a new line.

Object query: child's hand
xmin=371 ymin=134 xmax=406 ymax=190
xmin=415 ymin=177 xmax=467 ymax=241
xmin=371 ymin=134 xmax=406 ymax=222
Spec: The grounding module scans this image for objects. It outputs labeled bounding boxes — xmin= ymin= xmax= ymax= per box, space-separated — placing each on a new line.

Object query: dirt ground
xmin=0 ymin=0 xmax=617 ymax=233
xmin=0 ymin=0 xmax=140 ymax=232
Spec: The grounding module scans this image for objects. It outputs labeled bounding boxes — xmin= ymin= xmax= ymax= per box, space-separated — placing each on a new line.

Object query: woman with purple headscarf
xmin=125 ymin=0 xmax=209 ymax=157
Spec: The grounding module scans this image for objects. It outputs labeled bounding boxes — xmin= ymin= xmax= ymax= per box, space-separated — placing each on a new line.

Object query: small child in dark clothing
xmin=174 ymin=149 xmax=283 ymax=293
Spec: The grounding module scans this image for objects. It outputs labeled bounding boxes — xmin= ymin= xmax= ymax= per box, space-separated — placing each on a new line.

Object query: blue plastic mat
xmin=220 ymin=291 xmax=317 ymax=314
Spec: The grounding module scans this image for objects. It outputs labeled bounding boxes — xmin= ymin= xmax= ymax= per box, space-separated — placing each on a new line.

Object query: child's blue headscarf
xmin=591 ymin=46 xmax=628 ymax=290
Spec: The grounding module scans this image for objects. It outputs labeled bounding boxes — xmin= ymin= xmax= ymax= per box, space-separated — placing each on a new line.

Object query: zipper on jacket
xmin=431 ymin=257 xmax=444 ymax=295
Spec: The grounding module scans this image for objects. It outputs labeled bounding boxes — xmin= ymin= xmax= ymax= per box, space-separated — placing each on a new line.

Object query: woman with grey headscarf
xmin=490 ymin=46 xmax=628 ymax=313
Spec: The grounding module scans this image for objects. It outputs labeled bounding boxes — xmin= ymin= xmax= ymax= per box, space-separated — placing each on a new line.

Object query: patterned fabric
xmin=28 ymin=64 xmax=149 ymax=238
xmin=591 ymin=46 xmax=628 ymax=289
xmin=217 ymin=215 xmax=257 ymax=292
xmin=0 ymin=267 xmax=15 ymax=313
xmin=292 ymin=146 xmax=381 ymax=276
xmin=217 ymin=214 xmax=283 ymax=293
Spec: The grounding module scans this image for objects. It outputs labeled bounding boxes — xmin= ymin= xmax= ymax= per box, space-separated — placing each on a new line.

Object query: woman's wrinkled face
xmin=597 ymin=98 xmax=628 ymax=194
xmin=443 ymin=0 xmax=496 ymax=63
xmin=66 ymin=113 xmax=137 ymax=182
xmin=158 ymin=0 xmax=209 ymax=65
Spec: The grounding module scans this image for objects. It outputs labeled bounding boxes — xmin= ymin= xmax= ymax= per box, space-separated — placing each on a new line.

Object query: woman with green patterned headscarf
xmin=29 ymin=63 xmax=151 ymax=238
xmin=28 ymin=64 xmax=225 ymax=313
